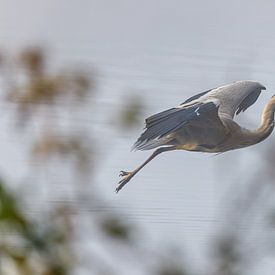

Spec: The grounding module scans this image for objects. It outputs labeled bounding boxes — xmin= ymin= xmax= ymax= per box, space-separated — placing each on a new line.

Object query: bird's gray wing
xmin=235 ymin=89 xmax=262 ymax=115
xmin=181 ymin=89 xmax=213 ymax=104
xmin=133 ymin=101 xmax=226 ymax=150
xmin=210 ymin=81 xmax=266 ymax=118
xmin=189 ymin=87 xmax=263 ymax=116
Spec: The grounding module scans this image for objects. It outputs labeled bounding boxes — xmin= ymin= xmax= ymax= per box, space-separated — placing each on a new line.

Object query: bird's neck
xmin=253 ymin=99 xmax=275 ymax=143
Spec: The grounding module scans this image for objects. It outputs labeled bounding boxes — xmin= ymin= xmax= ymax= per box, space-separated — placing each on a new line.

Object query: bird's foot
xmin=119 ymin=170 xmax=130 ymax=177
xmin=116 ymin=170 xmax=133 ymax=193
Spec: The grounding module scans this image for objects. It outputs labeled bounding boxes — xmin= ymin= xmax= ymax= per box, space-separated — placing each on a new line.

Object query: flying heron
xmin=116 ymin=80 xmax=274 ymax=193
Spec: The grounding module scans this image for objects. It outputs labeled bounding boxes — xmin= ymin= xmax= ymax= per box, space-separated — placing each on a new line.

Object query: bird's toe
xmin=116 ymin=172 xmax=133 ymax=193
xmin=119 ymin=170 xmax=129 ymax=177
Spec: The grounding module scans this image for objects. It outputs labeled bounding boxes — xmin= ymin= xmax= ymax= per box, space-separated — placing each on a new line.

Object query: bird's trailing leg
xmin=116 ymin=146 xmax=176 ymax=193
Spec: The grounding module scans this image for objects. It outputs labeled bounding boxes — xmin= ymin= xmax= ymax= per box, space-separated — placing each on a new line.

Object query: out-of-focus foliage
xmin=213 ymin=235 xmax=241 ymax=275
xmin=31 ymin=134 xmax=93 ymax=176
xmin=117 ymin=95 xmax=143 ymax=129
xmin=100 ymin=216 xmax=132 ymax=242
xmin=157 ymin=264 xmax=188 ymax=275
xmin=0 ymin=48 xmax=136 ymax=274
xmin=5 ymin=48 xmax=94 ymax=126
xmin=19 ymin=47 xmax=45 ymax=76
xmin=0 ymin=181 xmax=27 ymax=229
xmin=0 ymin=180 xmax=73 ymax=275
xmin=154 ymin=250 xmax=190 ymax=275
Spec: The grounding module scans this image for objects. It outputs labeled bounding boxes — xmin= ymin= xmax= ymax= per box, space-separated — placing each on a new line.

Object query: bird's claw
xmin=116 ymin=171 xmax=133 ymax=193
xmin=119 ymin=170 xmax=130 ymax=177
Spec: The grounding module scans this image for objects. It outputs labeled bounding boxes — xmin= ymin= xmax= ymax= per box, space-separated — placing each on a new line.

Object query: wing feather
xmin=181 ymin=89 xmax=212 ymax=105
xmin=133 ymin=102 xmax=221 ymax=150
xmin=236 ymin=89 xmax=262 ymax=115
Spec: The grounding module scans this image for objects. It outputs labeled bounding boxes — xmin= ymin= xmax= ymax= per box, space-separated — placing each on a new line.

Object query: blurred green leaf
xmin=101 ymin=216 xmax=132 ymax=241
xmin=157 ymin=265 xmax=188 ymax=275
xmin=0 ymin=181 xmax=27 ymax=229
xmin=118 ymin=95 xmax=143 ymax=128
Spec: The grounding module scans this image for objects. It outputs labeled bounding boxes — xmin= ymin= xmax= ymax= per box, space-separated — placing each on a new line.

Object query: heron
xmin=116 ymin=80 xmax=274 ymax=193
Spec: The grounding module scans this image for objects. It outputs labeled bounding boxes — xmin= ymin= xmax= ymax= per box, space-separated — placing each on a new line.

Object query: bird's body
xmin=116 ymin=80 xmax=275 ymax=192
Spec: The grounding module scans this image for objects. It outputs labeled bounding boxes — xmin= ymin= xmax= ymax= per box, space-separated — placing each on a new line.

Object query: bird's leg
xmin=116 ymin=146 xmax=176 ymax=193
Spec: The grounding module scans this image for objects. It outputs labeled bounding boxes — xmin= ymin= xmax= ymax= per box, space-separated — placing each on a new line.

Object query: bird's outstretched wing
xmin=133 ymin=101 xmax=225 ymax=150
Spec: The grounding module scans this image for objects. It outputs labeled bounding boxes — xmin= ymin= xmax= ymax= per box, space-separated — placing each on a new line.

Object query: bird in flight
xmin=116 ymin=80 xmax=274 ymax=192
